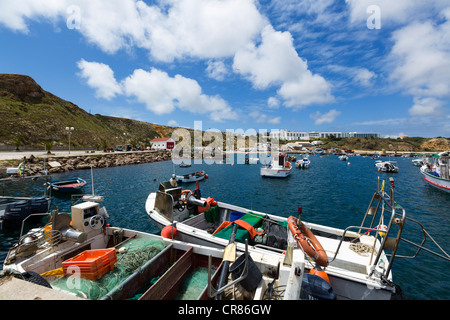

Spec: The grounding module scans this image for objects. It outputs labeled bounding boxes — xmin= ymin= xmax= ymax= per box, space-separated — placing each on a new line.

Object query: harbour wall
xmin=18 ymin=150 xmax=172 ymax=176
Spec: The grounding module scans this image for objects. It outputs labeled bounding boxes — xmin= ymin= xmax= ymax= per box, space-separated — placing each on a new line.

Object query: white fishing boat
xmin=420 ymin=151 xmax=450 ymax=193
xmin=375 ymin=160 xmax=399 ymax=173
xmin=2 ymin=193 xmax=328 ymax=301
xmin=412 ymin=158 xmax=425 ymax=167
xmin=338 ymin=155 xmax=348 ymax=161
xmin=146 ymin=178 xmax=450 ymax=300
xmin=176 ymin=170 xmax=208 ymax=183
xmin=295 ymin=156 xmax=310 ymax=169
xmin=260 ymin=153 xmax=291 ymax=178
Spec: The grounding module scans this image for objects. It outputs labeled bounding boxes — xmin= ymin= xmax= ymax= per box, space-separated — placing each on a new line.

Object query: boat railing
xmin=329 ymin=177 xmax=450 ymax=283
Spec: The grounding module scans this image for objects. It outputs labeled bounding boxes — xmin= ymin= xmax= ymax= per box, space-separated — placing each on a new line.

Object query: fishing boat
xmin=338 ymin=155 xmax=348 ymax=161
xmin=176 ymin=171 xmax=208 ymax=183
xmin=2 ymin=193 xmax=321 ymax=301
xmin=260 ymin=153 xmax=291 ymax=178
xmin=146 ymin=178 xmax=450 ymax=300
xmin=47 ymin=177 xmax=87 ymax=193
xmin=412 ymin=158 xmax=425 ymax=167
xmin=295 ymin=156 xmax=310 ymax=169
xmin=375 ymin=160 xmax=398 ymax=173
xmin=420 ymin=151 xmax=450 ymax=193
xmin=179 ymin=163 xmax=191 ymax=168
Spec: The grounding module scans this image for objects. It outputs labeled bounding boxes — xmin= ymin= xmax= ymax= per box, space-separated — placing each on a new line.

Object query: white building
xmin=269 ymin=130 xmax=380 ymax=141
xmin=150 ymin=137 xmax=175 ymax=150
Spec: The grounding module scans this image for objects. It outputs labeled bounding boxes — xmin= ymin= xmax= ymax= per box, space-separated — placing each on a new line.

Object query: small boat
xmin=420 ymin=151 xmax=450 ymax=193
xmin=338 ymin=155 xmax=348 ymax=161
xmin=47 ymin=177 xmax=87 ymax=192
xmin=295 ymin=156 xmax=310 ymax=169
xmin=179 ymin=163 xmax=191 ymax=168
xmin=375 ymin=160 xmax=398 ymax=173
xmin=176 ymin=171 xmax=208 ymax=183
xmin=412 ymin=158 xmax=425 ymax=167
xmin=260 ymin=153 xmax=291 ymax=178
xmin=146 ymin=178 xmax=450 ymax=300
xmin=0 ymin=196 xmax=51 ymax=230
xmin=288 ymin=155 xmax=297 ymax=162
xmin=2 ymin=194 xmax=313 ymax=301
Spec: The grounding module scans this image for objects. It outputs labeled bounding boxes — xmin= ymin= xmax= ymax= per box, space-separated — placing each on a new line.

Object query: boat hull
xmin=260 ymin=167 xmax=291 ymax=178
xmin=421 ymin=169 xmax=450 ymax=193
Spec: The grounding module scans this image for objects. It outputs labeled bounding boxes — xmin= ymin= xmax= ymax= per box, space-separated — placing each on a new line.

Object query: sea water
xmin=1 ymin=154 xmax=449 ymax=300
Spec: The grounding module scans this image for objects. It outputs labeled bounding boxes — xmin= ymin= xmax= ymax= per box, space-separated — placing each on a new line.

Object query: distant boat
xmin=339 ymin=155 xmax=348 ymax=161
xmin=295 ymin=156 xmax=310 ymax=169
xmin=179 ymin=163 xmax=191 ymax=168
xmin=260 ymin=153 xmax=291 ymax=178
xmin=375 ymin=160 xmax=398 ymax=173
xmin=47 ymin=177 xmax=87 ymax=193
xmin=176 ymin=171 xmax=208 ymax=183
xmin=412 ymin=158 xmax=424 ymax=167
xmin=420 ymin=151 xmax=450 ymax=193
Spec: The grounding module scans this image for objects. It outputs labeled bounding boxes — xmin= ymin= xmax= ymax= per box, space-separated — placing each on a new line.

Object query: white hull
xmin=420 ymin=167 xmax=450 ymax=193
xmin=260 ymin=167 xmax=291 ymax=178
xmin=145 ymin=190 xmax=399 ymax=300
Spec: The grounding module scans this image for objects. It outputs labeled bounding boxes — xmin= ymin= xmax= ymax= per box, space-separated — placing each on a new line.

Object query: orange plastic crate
xmin=62 ymin=248 xmax=117 ymax=280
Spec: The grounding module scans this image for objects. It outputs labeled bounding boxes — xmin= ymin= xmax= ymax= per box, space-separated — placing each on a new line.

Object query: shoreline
xmin=0 ymin=150 xmax=172 ymax=177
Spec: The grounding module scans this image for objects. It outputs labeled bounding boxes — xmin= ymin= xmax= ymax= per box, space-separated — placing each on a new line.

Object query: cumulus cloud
xmin=122 ymin=68 xmax=237 ymax=122
xmin=310 ymin=109 xmax=341 ymax=125
xmin=234 ymin=25 xmax=333 ymax=108
xmin=249 ymin=111 xmax=281 ymax=124
xmin=76 ymin=61 xmax=237 ymax=122
xmin=77 ymin=59 xmax=122 ymax=100
xmin=206 ymin=60 xmax=228 ymax=81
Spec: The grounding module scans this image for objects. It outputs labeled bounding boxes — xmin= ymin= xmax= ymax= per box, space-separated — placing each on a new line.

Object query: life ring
xmin=287 ymin=216 xmax=329 ymax=267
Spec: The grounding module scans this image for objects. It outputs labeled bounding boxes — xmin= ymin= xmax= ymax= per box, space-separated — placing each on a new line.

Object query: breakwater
xmin=20 ymin=150 xmax=172 ymax=176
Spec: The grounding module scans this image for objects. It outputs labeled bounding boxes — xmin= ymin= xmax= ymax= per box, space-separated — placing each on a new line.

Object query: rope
xmin=349 ymin=242 xmax=377 ymax=257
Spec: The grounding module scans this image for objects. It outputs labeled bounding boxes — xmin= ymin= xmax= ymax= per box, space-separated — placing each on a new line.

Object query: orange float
xmin=287 ymin=216 xmax=329 ymax=267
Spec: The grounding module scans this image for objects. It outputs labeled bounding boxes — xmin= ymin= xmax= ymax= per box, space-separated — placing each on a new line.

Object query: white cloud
xmin=206 ymin=60 xmax=228 ymax=81
xmin=122 ymin=68 xmax=237 ymax=122
xmin=409 ymin=98 xmax=445 ymax=117
xmin=267 ymin=97 xmax=280 ymax=109
xmin=234 ymin=25 xmax=333 ymax=108
xmin=77 ymin=59 xmax=122 ymax=100
xmin=310 ymin=109 xmax=341 ymax=125
xmin=249 ymin=111 xmax=281 ymax=124
xmin=167 ymin=120 xmax=179 ymax=126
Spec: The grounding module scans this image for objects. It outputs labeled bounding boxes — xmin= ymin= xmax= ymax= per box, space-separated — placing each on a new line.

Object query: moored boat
xmin=295 ymin=156 xmax=310 ymax=169
xmin=47 ymin=177 xmax=87 ymax=193
xmin=338 ymin=155 xmax=348 ymax=161
xmin=146 ymin=178 xmax=450 ymax=300
xmin=260 ymin=153 xmax=291 ymax=178
xmin=420 ymin=151 xmax=450 ymax=193
xmin=375 ymin=160 xmax=399 ymax=173
xmin=176 ymin=170 xmax=208 ymax=183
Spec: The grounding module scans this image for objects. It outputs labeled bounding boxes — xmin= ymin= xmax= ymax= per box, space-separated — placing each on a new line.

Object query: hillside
xmin=0 ymin=74 xmax=176 ymax=149
xmin=0 ymin=74 xmax=448 ymax=153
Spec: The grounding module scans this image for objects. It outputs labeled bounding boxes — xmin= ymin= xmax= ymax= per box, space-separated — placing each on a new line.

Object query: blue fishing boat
xmin=47 ymin=177 xmax=87 ymax=193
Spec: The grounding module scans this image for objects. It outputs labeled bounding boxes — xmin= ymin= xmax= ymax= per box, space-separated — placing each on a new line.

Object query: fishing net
xmin=50 ymin=237 xmax=165 ymax=300
xmin=173 ymin=267 xmax=212 ymax=300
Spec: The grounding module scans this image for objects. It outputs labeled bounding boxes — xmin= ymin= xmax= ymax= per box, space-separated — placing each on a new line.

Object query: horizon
xmin=0 ymin=1 xmax=449 ymax=138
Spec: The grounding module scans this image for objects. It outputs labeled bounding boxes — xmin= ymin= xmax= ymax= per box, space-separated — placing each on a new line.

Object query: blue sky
xmin=1 ymin=0 xmax=449 ymax=138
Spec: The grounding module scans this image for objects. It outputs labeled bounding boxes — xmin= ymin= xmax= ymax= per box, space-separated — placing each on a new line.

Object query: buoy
xmin=161 ymin=225 xmax=177 ymax=239
xmin=309 ymin=266 xmax=331 ymax=285
xmin=205 ymin=174 xmax=209 ymax=179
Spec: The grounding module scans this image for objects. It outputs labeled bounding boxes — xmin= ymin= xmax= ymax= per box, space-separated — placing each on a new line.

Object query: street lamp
xmin=66 ymin=126 xmax=74 ymax=154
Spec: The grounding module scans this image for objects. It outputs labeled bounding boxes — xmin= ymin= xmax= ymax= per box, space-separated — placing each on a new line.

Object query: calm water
xmin=1 ymin=154 xmax=449 ymax=300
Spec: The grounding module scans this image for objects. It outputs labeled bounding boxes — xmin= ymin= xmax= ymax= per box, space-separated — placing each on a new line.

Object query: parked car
xmin=115 ymin=145 xmax=123 ymax=151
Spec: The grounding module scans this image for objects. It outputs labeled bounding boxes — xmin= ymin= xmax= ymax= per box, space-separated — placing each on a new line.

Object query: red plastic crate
xmin=62 ymin=248 xmax=117 ymax=280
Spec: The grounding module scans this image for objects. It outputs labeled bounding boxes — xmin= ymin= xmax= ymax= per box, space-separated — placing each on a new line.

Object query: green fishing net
xmin=50 ymin=237 xmax=165 ymax=300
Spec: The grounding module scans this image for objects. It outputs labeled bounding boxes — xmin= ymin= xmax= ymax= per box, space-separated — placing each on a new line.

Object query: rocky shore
xmin=13 ymin=150 xmax=172 ymax=176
